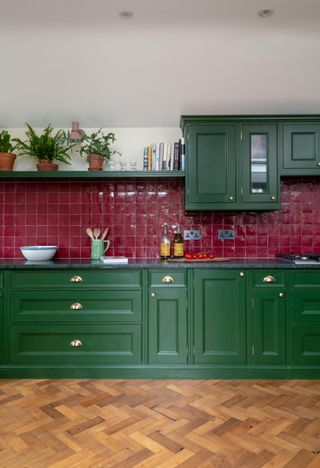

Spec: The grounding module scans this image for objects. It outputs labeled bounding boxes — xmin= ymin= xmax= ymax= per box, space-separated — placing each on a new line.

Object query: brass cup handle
xmin=263 ymin=275 xmax=276 ymax=283
xmin=279 ymin=292 xmax=285 ymax=298
xmin=70 ymin=339 xmax=82 ymax=347
xmin=150 ymin=292 xmax=156 ymax=298
xmin=70 ymin=302 xmax=83 ymax=310
xmin=317 ymin=162 xmax=320 ymax=167
xmin=162 ymin=276 xmax=174 ymax=283
xmin=70 ymin=276 xmax=83 ymax=283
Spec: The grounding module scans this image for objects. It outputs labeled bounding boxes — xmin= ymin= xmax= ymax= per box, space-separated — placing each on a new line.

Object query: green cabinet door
xmin=185 ymin=123 xmax=237 ymax=210
xmin=194 ymin=270 xmax=246 ymax=364
xmin=281 ymin=123 xmax=320 ymax=175
xmin=148 ymin=289 xmax=187 ymax=364
xmin=293 ymin=324 xmax=320 ymax=366
xmin=251 ymin=288 xmax=286 ymax=365
xmin=241 ymin=124 xmax=280 ymax=209
xmin=0 ymin=290 xmax=3 ymax=364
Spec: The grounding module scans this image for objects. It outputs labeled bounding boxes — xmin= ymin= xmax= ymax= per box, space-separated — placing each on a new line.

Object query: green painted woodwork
xmin=251 ymin=287 xmax=286 ymax=365
xmin=193 ymin=270 xmax=246 ymax=364
xmin=184 ymin=123 xmax=237 ymax=210
xmin=9 ymin=269 xmax=142 ymax=289
xmin=241 ymin=125 xmax=280 ymax=209
xmin=281 ymin=123 xmax=320 ymax=175
xmin=0 ymin=291 xmax=3 ymax=364
xmin=292 ymin=325 xmax=320 ymax=366
xmin=0 ymin=171 xmax=184 ymax=180
xmin=10 ymin=290 xmax=142 ymax=323
xmin=148 ymin=288 xmax=187 ymax=364
xmin=148 ymin=270 xmax=187 ymax=288
xmin=10 ymin=324 xmax=142 ymax=364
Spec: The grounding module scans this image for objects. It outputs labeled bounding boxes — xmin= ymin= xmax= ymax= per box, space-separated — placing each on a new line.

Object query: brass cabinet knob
xmin=150 ymin=292 xmax=156 ymax=298
xmin=70 ymin=302 xmax=83 ymax=310
xmin=271 ymin=196 xmax=276 ymax=201
xmin=239 ymin=272 xmax=245 ymax=277
xmin=279 ymin=292 xmax=285 ymax=298
xmin=162 ymin=275 xmax=174 ymax=283
xmin=229 ymin=196 xmax=234 ymax=201
xmin=317 ymin=162 xmax=320 ymax=167
xmin=263 ymin=275 xmax=276 ymax=283
xmin=70 ymin=339 xmax=82 ymax=347
xmin=70 ymin=275 xmax=83 ymax=283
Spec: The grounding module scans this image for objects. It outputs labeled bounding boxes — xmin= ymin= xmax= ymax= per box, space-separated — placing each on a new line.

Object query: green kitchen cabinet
xmin=281 ymin=122 xmax=320 ymax=175
xmin=0 ymin=289 xmax=3 ymax=364
xmin=148 ymin=270 xmax=187 ymax=364
xmin=181 ymin=116 xmax=280 ymax=210
xmin=193 ymin=270 xmax=246 ymax=364
xmin=291 ymin=271 xmax=320 ymax=366
xmin=250 ymin=270 xmax=287 ymax=365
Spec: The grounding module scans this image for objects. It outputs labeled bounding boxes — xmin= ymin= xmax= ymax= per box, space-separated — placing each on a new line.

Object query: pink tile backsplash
xmin=1 ymin=177 xmax=320 ymax=259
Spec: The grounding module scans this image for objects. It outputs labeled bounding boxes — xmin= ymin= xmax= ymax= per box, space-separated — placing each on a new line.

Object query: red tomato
xmin=185 ymin=253 xmax=192 ymax=259
xmin=199 ymin=254 xmax=204 ymax=259
xmin=202 ymin=253 xmax=208 ymax=259
xmin=193 ymin=254 xmax=198 ymax=259
xmin=209 ymin=254 xmax=214 ymax=259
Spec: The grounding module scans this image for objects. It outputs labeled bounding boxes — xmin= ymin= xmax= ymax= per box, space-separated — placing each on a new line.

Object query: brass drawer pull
xmin=263 ymin=275 xmax=276 ymax=283
xmin=70 ymin=339 xmax=82 ymax=347
xmin=70 ymin=302 xmax=83 ymax=310
xmin=317 ymin=162 xmax=320 ymax=167
xmin=70 ymin=275 xmax=83 ymax=283
xmin=162 ymin=275 xmax=174 ymax=283
xmin=150 ymin=292 xmax=156 ymax=298
xmin=279 ymin=292 xmax=285 ymax=298
xmin=240 ymin=272 xmax=245 ymax=277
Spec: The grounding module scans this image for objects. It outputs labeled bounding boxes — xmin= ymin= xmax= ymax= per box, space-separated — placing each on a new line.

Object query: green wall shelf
xmin=0 ymin=171 xmax=185 ymax=180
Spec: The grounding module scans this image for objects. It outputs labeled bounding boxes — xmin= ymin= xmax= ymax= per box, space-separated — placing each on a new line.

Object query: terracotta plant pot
xmin=87 ymin=153 xmax=105 ymax=172
xmin=36 ymin=159 xmax=59 ymax=171
xmin=0 ymin=152 xmax=16 ymax=171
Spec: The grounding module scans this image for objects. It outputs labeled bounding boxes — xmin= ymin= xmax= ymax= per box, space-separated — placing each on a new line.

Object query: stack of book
xmin=143 ymin=139 xmax=185 ymax=172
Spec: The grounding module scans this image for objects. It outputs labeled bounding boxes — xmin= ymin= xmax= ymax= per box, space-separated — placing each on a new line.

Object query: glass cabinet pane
xmin=250 ymin=134 xmax=268 ymax=193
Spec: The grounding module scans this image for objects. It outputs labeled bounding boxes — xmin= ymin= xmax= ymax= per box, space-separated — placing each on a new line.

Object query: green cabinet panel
xmin=148 ymin=288 xmax=187 ymax=364
xmin=185 ymin=123 xmax=237 ymax=210
xmin=9 ymin=269 xmax=142 ymax=289
xmin=10 ymin=290 xmax=142 ymax=323
xmin=292 ymin=288 xmax=320 ymax=322
xmin=241 ymin=125 xmax=280 ymax=209
xmin=251 ymin=288 xmax=286 ymax=365
xmin=292 ymin=325 xmax=320 ymax=366
xmin=282 ymin=123 xmax=320 ymax=175
xmin=0 ymin=291 xmax=3 ymax=364
xmin=10 ymin=324 xmax=142 ymax=364
xmin=193 ymin=270 xmax=246 ymax=364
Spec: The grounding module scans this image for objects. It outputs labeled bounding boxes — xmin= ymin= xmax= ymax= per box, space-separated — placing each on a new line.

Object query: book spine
xmin=155 ymin=143 xmax=160 ymax=171
xmin=151 ymin=143 xmax=156 ymax=171
xmin=159 ymin=143 xmax=164 ymax=171
xmin=162 ymin=142 xmax=168 ymax=170
xmin=143 ymin=146 xmax=148 ymax=171
xmin=147 ymin=145 xmax=152 ymax=171
xmin=180 ymin=137 xmax=185 ymax=171
xmin=173 ymin=141 xmax=180 ymax=170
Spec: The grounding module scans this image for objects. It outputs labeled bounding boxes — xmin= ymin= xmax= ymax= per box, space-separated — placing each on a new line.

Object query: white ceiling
xmin=1 ymin=0 xmax=320 ymax=128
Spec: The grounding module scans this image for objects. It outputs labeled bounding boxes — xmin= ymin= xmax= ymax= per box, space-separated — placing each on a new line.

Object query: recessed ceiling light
xmin=258 ymin=8 xmax=274 ymax=17
xmin=119 ymin=11 xmax=133 ymax=19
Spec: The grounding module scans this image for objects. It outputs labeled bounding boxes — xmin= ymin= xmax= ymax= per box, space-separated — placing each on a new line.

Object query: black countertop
xmin=0 ymin=258 xmax=318 ymax=269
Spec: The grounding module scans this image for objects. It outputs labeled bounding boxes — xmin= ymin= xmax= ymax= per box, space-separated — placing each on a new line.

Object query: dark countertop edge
xmin=0 ymin=258 xmax=318 ymax=269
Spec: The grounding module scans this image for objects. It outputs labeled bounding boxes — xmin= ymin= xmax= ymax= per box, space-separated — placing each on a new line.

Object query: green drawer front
xmin=253 ymin=270 xmax=285 ymax=287
xmin=292 ymin=271 xmax=320 ymax=286
xmin=10 ymin=324 xmax=142 ymax=364
xmin=292 ymin=288 xmax=320 ymax=322
xmin=10 ymin=270 xmax=142 ymax=289
xmin=148 ymin=270 xmax=186 ymax=287
xmin=292 ymin=324 xmax=320 ymax=366
xmin=11 ymin=290 xmax=142 ymax=323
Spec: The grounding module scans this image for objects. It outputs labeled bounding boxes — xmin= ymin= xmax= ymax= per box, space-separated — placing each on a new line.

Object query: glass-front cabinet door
xmin=240 ymin=124 xmax=279 ymax=208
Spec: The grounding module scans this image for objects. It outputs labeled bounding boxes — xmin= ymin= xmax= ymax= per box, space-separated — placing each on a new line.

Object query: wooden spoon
xmin=101 ymin=228 xmax=109 ymax=240
xmin=93 ymin=228 xmax=101 ymax=239
xmin=86 ymin=227 xmax=94 ymax=240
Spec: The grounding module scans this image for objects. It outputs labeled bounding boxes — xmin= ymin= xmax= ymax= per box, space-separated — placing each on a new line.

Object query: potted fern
xmin=0 ymin=130 xmax=17 ymax=171
xmin=14 ymin=123 xmax=74 ymax=171
xmin=80 ymin=129 xmax=120 ymax=171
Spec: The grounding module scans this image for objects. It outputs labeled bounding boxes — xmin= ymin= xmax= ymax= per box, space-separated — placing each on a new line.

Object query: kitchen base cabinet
xmin=292 ymin=325 xmax=320 ymax=366
xmin=193 ymin=270 xmax=246 ymax=365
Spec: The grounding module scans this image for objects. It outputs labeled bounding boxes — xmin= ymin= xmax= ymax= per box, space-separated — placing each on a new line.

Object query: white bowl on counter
xmin=20 ymin=246 xmax=58 ymax=261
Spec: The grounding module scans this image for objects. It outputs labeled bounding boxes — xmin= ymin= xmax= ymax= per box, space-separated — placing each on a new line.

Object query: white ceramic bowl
xmin=20 ymin=246 xmax=58 ymax=261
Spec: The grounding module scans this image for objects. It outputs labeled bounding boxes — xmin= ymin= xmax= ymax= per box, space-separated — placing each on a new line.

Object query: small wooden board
xmin=167 ymin=257 xmax=230 ymax=262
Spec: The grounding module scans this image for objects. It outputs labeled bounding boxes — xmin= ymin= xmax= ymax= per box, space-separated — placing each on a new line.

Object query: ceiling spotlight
xmin=258 ymin=8 xmax=274 ymax=17
xmin=119 ymin=11 xmax=133 ymax=19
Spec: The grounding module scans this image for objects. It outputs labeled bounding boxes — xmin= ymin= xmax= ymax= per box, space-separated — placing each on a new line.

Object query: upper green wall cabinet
xmin=181 ymin=116 xmax=280 ymax=211
xmin=281 ymin=122 xmax=320 ymax=175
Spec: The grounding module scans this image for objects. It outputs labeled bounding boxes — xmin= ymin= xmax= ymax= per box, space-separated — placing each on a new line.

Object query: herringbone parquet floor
xmin=0 ymin=379 xmax=320 ymax=467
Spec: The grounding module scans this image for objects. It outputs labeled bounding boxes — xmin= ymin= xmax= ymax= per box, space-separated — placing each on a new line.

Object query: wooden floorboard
xmin=0 ymin=379 xmax=320 ymax=467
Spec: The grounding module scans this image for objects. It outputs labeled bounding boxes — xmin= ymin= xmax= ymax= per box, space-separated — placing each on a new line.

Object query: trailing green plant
xmin=0 ymin=130 xmax=17 ymax=153
xmin=13 ymin=123 xmax=74 ymax=164
xmin=80 ymin=129 xmax=120 ymax=160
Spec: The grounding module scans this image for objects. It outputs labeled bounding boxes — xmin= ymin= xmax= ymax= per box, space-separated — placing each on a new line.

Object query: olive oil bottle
xmin=173 ymin=224 xmax=184 ymax=258
xmin=160 ymin=223 xmax=171 ymax=260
